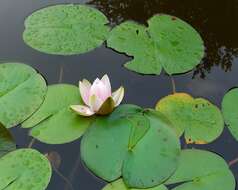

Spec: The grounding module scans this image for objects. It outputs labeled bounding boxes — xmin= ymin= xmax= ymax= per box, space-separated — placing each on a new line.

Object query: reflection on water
xmin=87 ymin=0 xmax=238 ymax=78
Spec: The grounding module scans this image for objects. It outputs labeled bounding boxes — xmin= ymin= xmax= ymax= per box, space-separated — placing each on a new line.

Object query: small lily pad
xmin=81 ymin=106 xmax=180 ymax=188
xmin=107 ymin=14 xmax=204 ymax=75
xmin=0 ymin=63 xmax=47 ymax=128
xmin=23 ymin=4 xmax=110 ymax=55
xmin=222 ymin=88 xmax=238 ymax=141
xmin=156 ymin=93 xmax=224 ymax=144
xmin=0 ymin=123 xmax=16 ymax=158
xmin=103 ymin=179 xmax=168 ymax=190
xmin=165 ymin=149 xmax=235 ymax=190
xmin=0 ymin=148 xmax=52 ymax=190
xmin=22 ymin=84 xmax=93 ymax=144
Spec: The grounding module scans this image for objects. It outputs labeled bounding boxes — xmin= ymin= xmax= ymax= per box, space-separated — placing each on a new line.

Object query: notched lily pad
xmin=23 ymin=4 xmax=110 ymax=55
xmin=107 ymin=14 xmax=204 ymax=75
xmin=165 ymin=149 xmax=235 ymax=190
xmin=81 ymin=106 xmax=180 ymax=188
xmin=156 ymin=93 xmax=224 ymax=144
xmin=0 ymin=123 xmax=16 ymax=158
xmin=22 ymin=84 xmax=93 ymax=144
xmin=0 ymin=63 xmax=47 ymax=128
xmin=0 ymin=148 xmax=52 ymax=190
xmin=222 ymin=88 xmax=238 ymax=141
xmin=103 ymin=179 xmax=168 ymax=190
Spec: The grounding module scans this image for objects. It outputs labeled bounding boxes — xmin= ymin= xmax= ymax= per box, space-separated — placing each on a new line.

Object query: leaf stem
xmin=229 ymin=157 xmax=238 ymax=167
xmin=28 ymin=138 xmax=36 ymax=148
xmin=58 ymin=64 xmax=64 ymax=83
xmin=170 ymin=75 xmax=176 ymax=94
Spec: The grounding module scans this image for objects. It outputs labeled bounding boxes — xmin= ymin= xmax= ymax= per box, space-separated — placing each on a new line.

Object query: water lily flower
xmin=70 ymin=74 xmax=124 ymax=116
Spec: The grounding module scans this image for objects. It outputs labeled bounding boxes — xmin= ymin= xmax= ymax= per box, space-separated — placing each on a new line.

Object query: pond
xmin=0 ymin=0 xmax=238 ymax=189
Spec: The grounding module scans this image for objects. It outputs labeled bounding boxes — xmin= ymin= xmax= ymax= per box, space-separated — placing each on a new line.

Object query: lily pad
xmin=156 ymin=93 xmax=224 ymax=144
xmin=222 ymin=88 xmax=238 ymax=140
xmin=0 ymin=63 xmax=47 ymax=128
xmin=0 ymin=123 xmax=16 ymax=158
xmin=0 ymin=148 xmax=52 ymax=190
xmin=165 ymin=149 xmax=235 ymax=190
xmin=22 ymin=84 xmax=93 ymax=144
xmin=107 ymin=14 xmax=204 ymax=75
xmin=23 ymin=4 xmax=110 ymax=55
xmin=103 ymin=179 xmax=168 ymax=190
xmin=81 ymin=107 xmax=180 ymax=188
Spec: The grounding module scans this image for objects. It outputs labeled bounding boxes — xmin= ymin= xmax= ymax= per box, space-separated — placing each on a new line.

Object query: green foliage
xmin=23 ymin=4 xmax=110 ymax=55
xmin=22 ymin=84 xmax=93 ymax=144
xmin=156 ymin=93 xmax=224 ymax=144
xmin=81 ymin=105 xmax=180 ymax=188
xmin=107 ymin=14 xmax=204 ymax=75
xmin=0 ymin=63 xmax=47 ymax=128
xmin=0 ymin=149 xmax=52 ymax=190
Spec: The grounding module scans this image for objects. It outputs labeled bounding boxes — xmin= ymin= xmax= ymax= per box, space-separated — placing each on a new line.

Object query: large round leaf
xmin=0 ymin=123 xmax=16 ymax=158
xmin=0 ymin=63 xmax=47 ymax=128
xmin=0 ymin=148 xmax=52 ymax=190
xmin=107 ymin=14 xmax=204 ymax=75
xmin=23 ymin=4 xmax=109 ymax=55
xmin=81 ymin=106 xmax=180 ymax=188
xmin=222 ymin=88 xmax=238 ymax=141
xmin=156 ymin=93 xmax=224 ymax=144
xmin=103 ymin=179 xmax=168 ymax=190
xmin=165 ymin=149 xmax=235 ymax=190
xmin=22 ymin=84 xmax=93 ymax=144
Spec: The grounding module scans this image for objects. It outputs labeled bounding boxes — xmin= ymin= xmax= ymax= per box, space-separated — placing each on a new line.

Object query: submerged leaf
xmin=0 ymin=149 xmax=52 ymax=190
xmin=107 ymin=14 xmax=204 ymax=75
xmin=22 ymin=84 xmax=93 ymax=144
xmin=156 ymin=93 xmax=224 ymax=144
xmin=81 ymin=107 xmax=180 ymax=188
xmin=0 ymin=123 xmax=16 ymax=158
xmin=222 ymin=88 xmax=238 ymax=141
xmin=0 ymin=63 xmax=47 ymax=128
xmin=165 ymin=149 xmax=235 ymax=190
xmin=103 ymin=179 xmax=168 ymax=190
xmin=23 ymin=4 xmax=110 ymax=55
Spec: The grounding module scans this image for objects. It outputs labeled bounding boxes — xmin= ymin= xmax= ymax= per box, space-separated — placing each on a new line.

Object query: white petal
xmin=70 ymin=105 xmax=95 ymax=116
xmin=112 ymin=86 xmax=125 ymax=106
xmin=101 ymin=74 xmax=111 ymax=94
xmin=89 ymin=78 xmax=110 ymax=102
xmin=79 ymin=79 xmax=91 ymax=106
xmin=89 ymin=94 xmax=104 ymax=112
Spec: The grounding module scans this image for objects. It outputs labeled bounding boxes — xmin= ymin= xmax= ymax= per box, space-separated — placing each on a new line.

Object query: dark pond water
xmin=0 ymin=0 xmax=238 ymax=189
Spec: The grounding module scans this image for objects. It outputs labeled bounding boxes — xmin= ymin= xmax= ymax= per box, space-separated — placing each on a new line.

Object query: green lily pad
xmin=107 ymin=14 xmax=204 ymax=75
xmin=0 ymin=123 xmax=16 ymax=158
xmin=0 ymin=148 xmax=52 ymax=190
xmin=103 ymin=179 xmax=168 ymax=190
xmin=22 ymin=84 xmax=93 ymax=144
xmin=0 ymin=63 xmax=47 ymax=128
xmin=23 ymin=4 xmax=110 ymax=55
xmin=165 ymin=149 xmax=235 ymax=190
xmin=222 ymin=88 xmax=238 ymax=141
xmin=156 ymin=93 xmax=224 ymax=144
xmin=81 ymin=107 xmax=180 ymax=188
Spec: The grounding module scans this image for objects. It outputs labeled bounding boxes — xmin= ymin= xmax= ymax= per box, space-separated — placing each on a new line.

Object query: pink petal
xmin=112 ymin=86 xmax=125 ymax=106
xmin=79 ymin=79 xmax=91 ymax=105
xmin=89 ymin=78 xmax=111 ymax=102
xmin=101 ymin=74 xmax=111 ymax=95
xmin=70 ymin=105 xmax=95 ymax=116
xmin=89 ymin=94 xmax=104 ymax=112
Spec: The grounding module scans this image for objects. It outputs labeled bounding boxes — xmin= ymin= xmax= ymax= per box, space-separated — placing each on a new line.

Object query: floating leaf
xmin=103 ymin=179 xmax=168 ymax=190
xmin=0 ymin=123 xmax=16 ymax=158
xmin=22 ymin=84 xmax=93 ymax=144
xmin=222 ymin=88 xmax=238 ymax=140
xmin=107 ymin=14 xmax=204 ymax=75
xmin=0 ymin=148 xmax=52 ymax=190
xmin=0 ymin=63 xmax=47 ymax=128
xmin=23 ymin=4 xmax=110 ymax=55
xmin=81 ymin=107 xmax=180 ymax=188
xmin=165 ymin=149 xmax=235 ymax=190
xmin=156 ymin=93 xmax=224 ymax=144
